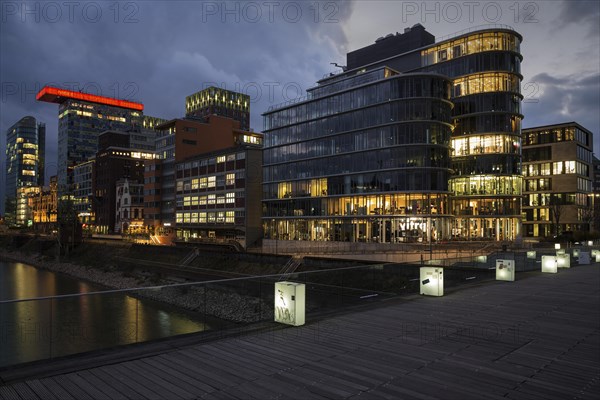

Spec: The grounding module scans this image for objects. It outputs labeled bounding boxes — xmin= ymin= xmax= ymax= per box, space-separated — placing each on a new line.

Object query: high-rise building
xmin=36 ymin=86 xmax=145 ymax=194
xmin=4 ymin=116 xmax=46 ymax=226
xmin=185 ymin=86 xmax=250 ymax=130
xmin=522 ymin=122 xmax=594 ymax=237
xmin=262 ymin=24 xmax=523 ymax=244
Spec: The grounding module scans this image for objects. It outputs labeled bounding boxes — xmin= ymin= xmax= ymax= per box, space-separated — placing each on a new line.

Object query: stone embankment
xmin=0 ymin=250 xmax=272 ymax=323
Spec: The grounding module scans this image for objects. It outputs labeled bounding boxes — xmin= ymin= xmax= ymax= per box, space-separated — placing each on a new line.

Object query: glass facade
xmin=263 ymin=26 xmax=523 ymax=243
xmin=57 ymin=100 xmax=143 ymax=194
xmin=263 ymin=70 xmax=454 ymax=243
xmin=419 ymin=28 xmax=524 ymax=240
xmin=4 ymin=116 xmax=45 ymax=227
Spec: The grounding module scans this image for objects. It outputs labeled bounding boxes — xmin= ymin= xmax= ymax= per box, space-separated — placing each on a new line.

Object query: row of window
xmin=264 ymin=123 xmax=451 ymax=166
xmin=176 ymin=211 xmax=243 ymax=224
xmin=453 ymin=92 xmax=521 ymax=117
xmin=176 ymin=172 xmax=245 ymax=192
xmin=451 ymin=134 xmax=520 ymax=157
xmin=263 ymin=193 xmax=449 ymax=218
xmin=177 ymin=192 xmax=238 ymax=207
xmin=421 ymin=52 xmax=521 ymax=80
xmin=523 ymin=161 xmax=589 ymax=177
xmin=263 ymin=170 xmax=449 ymax=200
xmin=453 ymin=114 xmax=521 ymax=136
xmin=449 ymin=175 xmax=522 ymax=197
xmin=266 ymin=100 xmax=453 ymax=148
xmin=264 ymin=147 xmax=450 ymax=183
xmin=452 ymin=73 xmax=520 ymax=98
xmin=421 ymin=31 xmax=521 ymax=66
xmin=523 ymin=126 xmax=590 ymax=147
xmin=264 ymin=76 xmax=451 ymax=132
xmin=452 ymin=154 xmax=521 ymax=176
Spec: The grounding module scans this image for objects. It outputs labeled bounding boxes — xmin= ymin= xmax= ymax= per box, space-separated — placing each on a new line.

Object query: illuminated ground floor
xmin=263 ymin=215 xmax=521 ymax=243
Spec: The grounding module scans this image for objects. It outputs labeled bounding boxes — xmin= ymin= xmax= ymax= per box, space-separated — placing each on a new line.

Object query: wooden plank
xmin=88 ymin=367 xmax=148 ymax=400
xmin=36 ymin=378 xmax=77 ymax=400
xmin=117 ymin=361 xmax=193 ymax=400
xmin=96 ymin=365 xmax=161 ymax=400
xmin=23 ymin=380 xmax=58 ymax=400
xmin=11 ymin=382 xmax=42 ymax=400
xmin=76 ymin=370 xmax=128 ymax=400
xmin=0 ymin=385 xmax=23 ymax=400
xmin=61 ymin=372 xmax=112 ymax=400
xmin=140 ymin=357 xmax=213 ymax=396
xmin=50 ymin=375 xmax=96 ymax=400
xmin=149 ymin=355 xmax=218 ymax=393
xmin=165 ymin=352 xmax=243 ymax=389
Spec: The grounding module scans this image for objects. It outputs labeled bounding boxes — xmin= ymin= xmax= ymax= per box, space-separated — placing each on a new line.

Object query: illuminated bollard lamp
xmin=420 ymin=267 xmax=444 ymax=296
xmin=541 ymin=255 xmax=558 ymax=273
xmin=557 ymin=253 xmax=570 ymax=268
xmin=274 ymin=281 xmax=305 ymax=326
xmin=496 ymin=259 xmax=515 ymax=281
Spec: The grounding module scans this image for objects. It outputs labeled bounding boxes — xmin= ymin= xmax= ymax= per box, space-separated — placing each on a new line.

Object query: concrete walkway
xmin=1 ymin=264 xmax=599 ymax=399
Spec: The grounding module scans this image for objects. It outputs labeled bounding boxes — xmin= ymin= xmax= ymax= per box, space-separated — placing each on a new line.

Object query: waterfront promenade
xmin=1 ymin=264 xmax=599 ymax=399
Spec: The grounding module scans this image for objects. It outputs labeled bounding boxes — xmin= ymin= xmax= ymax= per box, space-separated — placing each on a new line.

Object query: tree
xmin=549 ymin=194 xmax=565 ymax=237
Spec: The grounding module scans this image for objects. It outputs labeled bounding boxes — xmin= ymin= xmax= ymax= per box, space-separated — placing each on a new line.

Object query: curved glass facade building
xmin=419 ymin=28 xmax=524 ymax=240
xmin=263 ymin=68 xmax=454 ymax=243
xmin=263 ymin=24 xmax=524 ymax=243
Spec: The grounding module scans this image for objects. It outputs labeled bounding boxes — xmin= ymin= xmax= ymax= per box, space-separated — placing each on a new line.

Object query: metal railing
xmin=0 ymin=260 xmax=512 ymax=367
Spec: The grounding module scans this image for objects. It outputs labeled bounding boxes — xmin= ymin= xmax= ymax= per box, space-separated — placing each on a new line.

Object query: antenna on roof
xmin=330 ymin=62 xmax=347 ymax=72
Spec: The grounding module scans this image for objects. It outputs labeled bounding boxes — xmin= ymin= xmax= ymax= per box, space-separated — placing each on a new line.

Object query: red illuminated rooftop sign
xmin=36 ymin=86 xmax=144 ymax=111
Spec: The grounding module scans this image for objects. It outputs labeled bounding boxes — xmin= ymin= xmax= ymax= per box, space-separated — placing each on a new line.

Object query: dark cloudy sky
xmin=1 ymin=0 xmax=599 ymax=208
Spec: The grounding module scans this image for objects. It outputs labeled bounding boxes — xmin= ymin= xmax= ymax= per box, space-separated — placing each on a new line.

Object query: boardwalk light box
xmin=274 ymin=281 xmax=305 ymax=326
xmin=541 ymin=255 xmax=558 ymax=273
xmin=591 ymin=249 xmax=600 ymax=258
xmin=420 ymin=267 xmax=444 ymax=296
xmin=557 ymin=253 xmax=570 ymax=268
xmin=496 ymin=259 xmax=515 ymax=281
xmin=527 ymin=251 xmax=536 ymax=259
xmin=572 ymin=249 xmax=580 ymax=258
xmin=556 ymin=249 xmax=566 ymax=256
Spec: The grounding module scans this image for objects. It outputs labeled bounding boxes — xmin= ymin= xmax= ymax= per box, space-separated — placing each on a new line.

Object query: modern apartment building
xmin=262 ymin=24 xmax=523 ymax=244
xmin=186 ymin=86 xmax=250 ymax=131
xmin=145 ymin=114 xmax=262 ymax=242
xmin=174 ymin=145 xmax=262 ymax=248
xmin=4 ymin=116 xmax=46 ymax=226
xmin=36 ymin=86 xmax=145 ymax=194
xmin=522 ymin=122 xmax=594 ymax=237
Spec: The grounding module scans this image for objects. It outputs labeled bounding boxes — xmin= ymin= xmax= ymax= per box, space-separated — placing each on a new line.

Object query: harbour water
xmin=0 ymin=261 xmax=209 ymax=367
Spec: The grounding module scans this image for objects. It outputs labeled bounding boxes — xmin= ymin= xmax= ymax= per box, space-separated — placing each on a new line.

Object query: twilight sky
xmin=1 ymin=0 xmax=599 ymax=207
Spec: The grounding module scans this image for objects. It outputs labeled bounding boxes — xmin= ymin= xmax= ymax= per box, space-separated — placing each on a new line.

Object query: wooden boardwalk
xmin=1 ymin=265 xmax=599 ymax=399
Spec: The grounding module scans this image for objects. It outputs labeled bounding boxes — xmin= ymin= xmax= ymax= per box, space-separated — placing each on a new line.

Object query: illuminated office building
xmin=146 ymin=114 xmax=262 ymax=242
xmin=186 ymin=86 xmax=250 ymax=130
xmin=4 ymin=116 xmax=46 ymax=227
xmin=522 ymin=122 xmax=594 ymax=237
xmin=263 ymin=24 xmax=523 ymax=242
xmin=36 ymin=86 xmax=145 ymax=194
